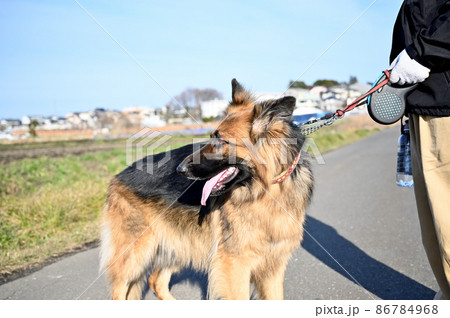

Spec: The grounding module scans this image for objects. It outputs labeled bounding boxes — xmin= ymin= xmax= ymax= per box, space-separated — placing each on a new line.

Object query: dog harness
xmin=272 ymin=152 xmax=301 ymax=184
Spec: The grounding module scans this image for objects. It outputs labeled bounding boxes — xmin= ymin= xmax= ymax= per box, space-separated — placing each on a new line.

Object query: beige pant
xmin=409 ymin=114 xmax=450 ymax=300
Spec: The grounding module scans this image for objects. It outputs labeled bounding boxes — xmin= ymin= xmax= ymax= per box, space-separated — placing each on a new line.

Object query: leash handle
xmin=335 ymin=70 xmax=390 ymax=117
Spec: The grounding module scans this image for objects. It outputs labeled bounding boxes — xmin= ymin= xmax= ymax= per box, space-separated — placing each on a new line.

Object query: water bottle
xmin=396 ymin=120 xmax=414 ymax=187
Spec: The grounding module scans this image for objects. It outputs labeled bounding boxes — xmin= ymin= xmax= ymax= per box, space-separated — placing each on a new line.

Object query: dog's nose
xmin=176 ymin=164 xmax=188 ymax=176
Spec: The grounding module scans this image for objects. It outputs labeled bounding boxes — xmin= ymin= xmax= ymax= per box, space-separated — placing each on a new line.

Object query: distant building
xmin=200 ymin=99 xmax=228 ymax=119
xmin=1 ymin=118 xmax=21 ymax=128
xmin=307 ymin=81 xmax=372 ymax=112
xmin=20 ymin=116 xmax=31 ymax=126
xmin=0 ymin=132 xmax=14 ymax=140
xmin=0 ymin=119 xmax=22 ymax=139
xmin=285 ymin=88 xmax=321 ymax=108
xmin=21 ymin=115 xmax=46 ymax=126
xmin=123 ymin=106 xmax=165 ymax=127
xmin=310 ymin=86 xmax=328 ymax=98
xmin=255 ymin=89 xmax=321 ymax=109
xmin=39 ymin=116 xmax=68 ymax=130
xmin=349 ymin=83 xmax=372 ymax=95
xmin=322 ymin=96 xmax=344 ymax=112
xmin=66 ymin=112 xmax=84 ymax=129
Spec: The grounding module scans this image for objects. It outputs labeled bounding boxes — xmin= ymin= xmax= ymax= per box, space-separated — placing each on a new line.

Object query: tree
xmin=28 ymin=120 xmax=39 ymax=138
xmin=165 ymin=88 xmax=223 ymax=122
xmin=288 ymin=80 xmax=309 ymax=89
xmin=349 ymin=75 xmax=358 ymax=85
xmin=202 ymin=116 xmax=215 ymax=123
xmin=313 ymin=79 xmax=339 ymax=87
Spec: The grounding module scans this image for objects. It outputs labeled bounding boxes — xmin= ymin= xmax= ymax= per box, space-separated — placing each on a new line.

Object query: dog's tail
xmin=99 ymin=204 xmax=114 ymax=274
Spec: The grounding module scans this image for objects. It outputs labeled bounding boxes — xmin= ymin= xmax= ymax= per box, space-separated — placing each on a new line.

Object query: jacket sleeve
xmin=406 ymin=1 xmax=450 ymax=70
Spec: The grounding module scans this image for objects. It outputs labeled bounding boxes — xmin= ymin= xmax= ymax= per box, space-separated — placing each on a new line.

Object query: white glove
xmin=389 ymin=49 xmax=430 ymax=85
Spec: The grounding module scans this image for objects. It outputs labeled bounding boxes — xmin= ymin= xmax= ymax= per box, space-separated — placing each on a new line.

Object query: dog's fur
xmin=100 ymin=79 xmax=314 ymax=300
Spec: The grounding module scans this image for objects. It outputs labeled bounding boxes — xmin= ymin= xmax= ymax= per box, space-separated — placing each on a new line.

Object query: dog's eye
xmin=212 ymin=138 xmax=228 ymax=146
xmin=210 ymin=131 xmax=228 ymax=145
xmin=211 ymin=131 xmax=220 ymax=139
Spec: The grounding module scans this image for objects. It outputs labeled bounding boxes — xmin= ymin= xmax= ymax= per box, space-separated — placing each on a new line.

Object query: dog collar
xmin=272 ymin=152 xmax=301 ymax=184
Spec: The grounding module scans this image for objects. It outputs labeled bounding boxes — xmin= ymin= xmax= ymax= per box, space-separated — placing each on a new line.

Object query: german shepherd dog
xmin=100 ymin=80 xmax=314 ymax=300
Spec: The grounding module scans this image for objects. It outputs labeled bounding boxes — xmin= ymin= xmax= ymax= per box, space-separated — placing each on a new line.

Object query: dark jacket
xmin=391 ymin=0 xmax=450 ymax=116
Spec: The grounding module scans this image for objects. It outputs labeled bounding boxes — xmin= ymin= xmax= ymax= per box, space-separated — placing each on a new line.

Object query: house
xmin=123 ymin=106 xmax=165 ymax=127
xmin=285 ymin=88 xmax=321 ymax=108
xmin=310 ymin=86 xmax=328 ymax=98
xmin=255 ymin=89 xmax=321 ymax=109
xmin=322 ymin=96 xmax=344 ymax=112
xmin=66 ymin=112 xmax=84 ymax=129
xmin=66 ymin=110 xmax=104 ymax=129
xmin=0 ymin=118 xmax=21 ymax=129
xmin=200 ymin=99 xmax=228 ymax=119
xmin=0 ymin=131 xmax=14 ymax=140
xmin=21 ymin=115 xmax=46 ymax=126
xmin=39 ymin=116 xmax=69 ymax=130
xmin=0 ymin=119 xmax=21 ymax=139
xmin=79 ymin=111 xmax=96 ymax=128
xmin=308 ymin=81 xmax=372 ymax=112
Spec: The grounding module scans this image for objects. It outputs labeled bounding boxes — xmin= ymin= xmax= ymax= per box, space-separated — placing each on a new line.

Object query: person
xmin=389 ymin=0 xmax=450 ymax=300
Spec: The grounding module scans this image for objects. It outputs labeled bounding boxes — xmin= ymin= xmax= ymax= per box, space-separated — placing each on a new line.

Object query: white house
xmin=285 ymin=88 xmax=321 ymax=108
xmin=200 ymin=99 xmax=229 ymax=119
xmin=255 ymin=89 xmax=321 ymax=109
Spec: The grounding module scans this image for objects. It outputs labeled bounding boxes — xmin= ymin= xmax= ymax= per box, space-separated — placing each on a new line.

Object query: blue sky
xmin=0 ymin=0 xmax=403 ymax=119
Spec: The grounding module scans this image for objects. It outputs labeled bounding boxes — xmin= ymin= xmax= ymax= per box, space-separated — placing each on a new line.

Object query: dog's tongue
xmin=201 ymin=170 xmax=227 ymax=206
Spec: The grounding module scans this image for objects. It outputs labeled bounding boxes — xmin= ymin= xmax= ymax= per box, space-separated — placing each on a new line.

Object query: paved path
xmin=0 ymin=127 xmax=438 ymax=299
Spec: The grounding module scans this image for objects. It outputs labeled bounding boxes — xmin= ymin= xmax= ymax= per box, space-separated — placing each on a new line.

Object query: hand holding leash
xmin=389 ymin=49 xmax=430 ymax=85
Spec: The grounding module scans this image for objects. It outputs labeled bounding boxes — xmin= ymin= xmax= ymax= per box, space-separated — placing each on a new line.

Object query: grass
xmin=0 ymin=150 xmax=126 ymax=276
xmin=0 ymin=116 xmax=383 ymax=277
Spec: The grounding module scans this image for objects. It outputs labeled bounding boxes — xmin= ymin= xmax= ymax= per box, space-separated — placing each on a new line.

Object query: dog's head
xmin=177 ymin=79 xmax=303 ymax=204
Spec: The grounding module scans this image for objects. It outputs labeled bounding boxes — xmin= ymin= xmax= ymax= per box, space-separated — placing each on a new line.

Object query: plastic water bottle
xmin=396 ymin=120 xmax=414 ymax=188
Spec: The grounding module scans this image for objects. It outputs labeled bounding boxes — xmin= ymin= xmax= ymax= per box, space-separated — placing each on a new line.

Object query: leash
xmin=298 ymin=70 xmax=391 ymax=135
xmin=272 ymin=70 xmax=391 ymax=184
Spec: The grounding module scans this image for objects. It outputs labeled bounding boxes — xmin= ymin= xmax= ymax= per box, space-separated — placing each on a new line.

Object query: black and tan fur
xmin=100 ymin=79 xmax=314 ymax=300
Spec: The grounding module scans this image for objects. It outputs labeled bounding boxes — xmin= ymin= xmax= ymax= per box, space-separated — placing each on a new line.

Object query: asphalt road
xmin=0 ymin=127 xmax=438 ymax=300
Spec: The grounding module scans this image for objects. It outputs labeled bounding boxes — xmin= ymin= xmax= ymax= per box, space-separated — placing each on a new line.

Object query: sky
xmin=0 ymin=0 xmax=404 ymax=119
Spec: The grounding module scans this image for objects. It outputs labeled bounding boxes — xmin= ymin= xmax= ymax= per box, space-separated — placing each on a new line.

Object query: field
xmin=0 ymin=115 xmax=388 ymax=281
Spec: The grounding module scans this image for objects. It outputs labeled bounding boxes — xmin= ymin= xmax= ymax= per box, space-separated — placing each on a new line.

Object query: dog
xmin=100 ymin=79 xmax=314 ymax=299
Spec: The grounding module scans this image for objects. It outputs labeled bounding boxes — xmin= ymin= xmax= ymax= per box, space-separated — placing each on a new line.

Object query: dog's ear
xmin=230 ymin=79 xmax=252 ymax=105
xmin=232 ymin=79 xmax=244 ymax=103
xmin=251 ymin=96 xmax=296 ymax=138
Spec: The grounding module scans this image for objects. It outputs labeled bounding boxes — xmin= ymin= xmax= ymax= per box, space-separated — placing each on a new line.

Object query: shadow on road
xmin=302 ymin=216 xmax=435 ymax=300
xmin=144 ymin=215 xmax=434 ymax=300
xmin=169 ymin=269 xmax=208 ymax=299
xmin=142 ymin=268 xmax=209 ymax=300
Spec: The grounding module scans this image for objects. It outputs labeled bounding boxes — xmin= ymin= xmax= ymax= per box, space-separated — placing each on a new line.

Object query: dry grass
xmin=0 ymin=150 xmax=123 ymax=277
